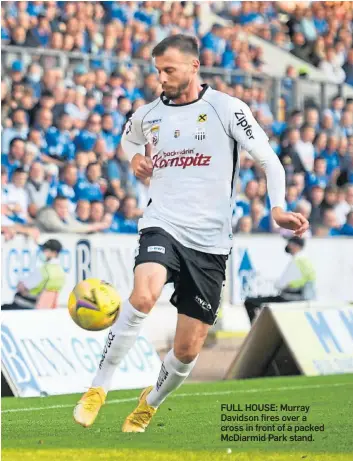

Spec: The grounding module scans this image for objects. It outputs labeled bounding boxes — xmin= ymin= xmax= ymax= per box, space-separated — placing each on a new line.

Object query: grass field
xmin=2 ymin=374 xmax=353 ymax=461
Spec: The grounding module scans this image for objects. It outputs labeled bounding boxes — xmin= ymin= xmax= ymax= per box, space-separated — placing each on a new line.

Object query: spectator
xmin=236 ymin=216 xmax=253 ymax=234
xmin=314 ymin=132 xmax=328 ymax=156
xmin=335 ymin=184 xmax=353 ymax=225
xmin=1 ymin=108 xmax=29 ymax=154
xmin=286 ymin=184 xmax=299 ymax=212
xmin=280 ymin=128 xmax=305 ymax=175
xmin=104 ymin=194 xmax=121 ymax=216
xmin=290 ymin=32 xmax=312 ymax=62
xmin=74 ymin=113 xmax=101 ymax=152
xmin=101 ymin=113 xmax=121 ymax=156
xmin=36 ymin=195 xmax=108 ymax=233
xmin=122 ymin=71 xmax=143 ymax=102
xmin=322 ymin=208 xmax=341 ymax=236
xmin=320 ymin=47 xmax=346 ymax=83
xmin=90 ymin=200 xmax=106 ymax=224
xmin=322 ymin=136 xmax=340 ymax=177
xmin=1 ymin=138 xmax=26 ymax=180
xmin=300 ymin=8 xmax=317 ymax=42
xmin=236 ymin=180 xmax=259 ymax=217
xmin=76 ymin=199 xmax=91 ymax=223
xmin=337 ymin=111 xmax=353 ymax=138
xmin=26 ymin=161 xmax=50 ymax=218
xmin=5 ymin=167 xmax=29 ymax=224
xmin=44 ymin=113 xmax=75 ymax=165
xmin=250 ymin=200 xmax=266 ymax=233
xmin=340 ymin=211 xmax=353 ymax=236
xmin=296 ymin=124 xmax=316 ymax=172
xmin=111 ymin=195 xmax=139 ymax=233
xmin=50 ymin=164 xmax=78 ymax=211
xmin=321 ymin=185 xmax=339 ymax=213
xmin=75 ymin=162 xmax=103 ymax=202
xmin=343 ymin=49 xmax=353 ymax=86
xmin=306 ymin=157 xmax=329 ymax=190
xmin=309 ymin=184 xmax=325 ymax=228
xmin=309 ymin=37 xmax=326 ymax=67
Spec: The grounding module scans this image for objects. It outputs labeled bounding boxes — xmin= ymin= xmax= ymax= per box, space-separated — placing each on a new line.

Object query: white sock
xmin=92 ymin=299 xmax=147 ymax=393
xmin=146 ymin=349 xmax=198 ymax=408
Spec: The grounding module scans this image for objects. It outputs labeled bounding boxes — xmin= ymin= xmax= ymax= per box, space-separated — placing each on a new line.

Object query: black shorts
xmin=134 ymin=227 xmax=228 ymax=325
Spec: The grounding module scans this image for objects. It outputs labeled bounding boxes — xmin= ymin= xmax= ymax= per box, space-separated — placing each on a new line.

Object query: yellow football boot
xmin=73 ymin=387 xmax=106 ymax=428
xmin=122 ymin=386 xmax=157 ymax=433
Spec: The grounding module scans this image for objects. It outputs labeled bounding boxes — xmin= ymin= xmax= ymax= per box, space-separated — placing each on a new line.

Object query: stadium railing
xmin=1 ymin=45 xmax=350 ymax=119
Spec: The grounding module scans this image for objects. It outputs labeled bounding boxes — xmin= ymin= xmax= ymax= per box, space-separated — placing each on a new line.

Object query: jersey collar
xmin=160 ymin=84 xmax=209 ymax=107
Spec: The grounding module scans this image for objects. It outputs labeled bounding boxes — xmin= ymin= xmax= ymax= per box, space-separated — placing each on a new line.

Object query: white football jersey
xmin=122 ymin=84 xmax=285 ymax=254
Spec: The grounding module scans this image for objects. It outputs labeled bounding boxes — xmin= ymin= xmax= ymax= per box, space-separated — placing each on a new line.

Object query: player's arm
xmin=229 ymin=99 xmax=308 ymax=236
xmin=121 ymin=113 xmax=153 ymax=180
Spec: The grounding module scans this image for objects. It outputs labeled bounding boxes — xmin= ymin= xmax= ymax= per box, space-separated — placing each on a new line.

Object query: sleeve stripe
xmin=140 ymin=99 xmax=163 ymax=135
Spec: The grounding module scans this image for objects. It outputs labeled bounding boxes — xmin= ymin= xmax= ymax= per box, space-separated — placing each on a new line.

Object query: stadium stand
xmin=1 ymin=1 xmax=353 ymax=240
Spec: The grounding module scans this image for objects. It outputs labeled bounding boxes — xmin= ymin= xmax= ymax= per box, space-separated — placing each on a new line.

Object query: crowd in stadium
xmin=1 ymin=1 xmax=353 ymax=240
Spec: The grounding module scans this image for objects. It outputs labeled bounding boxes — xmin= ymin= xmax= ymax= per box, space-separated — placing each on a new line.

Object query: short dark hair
xmin=9 ymin=137 xmax=25 ymax=148
xmin=87 ymin=162 xmax=100 ymax=171
xmin=152 ymin=34 xmax=199 ymax=58
xmin=91 ymin=200 xmax=103 ymax=207
xmin=54 ymin=195 xmax=67 ymax=203
xmin=13 ymin=167 xmax=26 ymax=175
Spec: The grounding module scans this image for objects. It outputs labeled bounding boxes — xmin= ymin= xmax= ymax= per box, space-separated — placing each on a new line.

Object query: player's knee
xmin=129 ymin=290 xmax=158 ymax=313
xmin=174 ymin=341 xmax=199 ymax=363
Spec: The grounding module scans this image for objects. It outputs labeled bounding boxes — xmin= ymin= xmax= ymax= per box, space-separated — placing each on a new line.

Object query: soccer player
xmin=74 ymin=35 xmax=309 ymax=432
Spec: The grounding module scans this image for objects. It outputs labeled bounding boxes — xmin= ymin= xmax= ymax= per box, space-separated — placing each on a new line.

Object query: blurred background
xmin=1 ymin=1 xmax=353 ymax=388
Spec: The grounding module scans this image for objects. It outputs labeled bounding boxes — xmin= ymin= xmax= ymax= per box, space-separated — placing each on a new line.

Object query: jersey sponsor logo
xmin=198 ymin=114 xmax=207 ymax=122
xmin=174 ymin=129 xmax=180 ymax=138
xmin=147 ymin=246 xmax=165 ymax=254
xmin=152 ymin=153 xmax=211 ymax=169
xmin=234 ymin=109 xmax=255 ymax=140
xmin=195 ymin=128 xmax=206 ymax=141
xmin=146 ymin=118 xmax=162 ymax=124
xmin=151 ymin=125 xmax=160 ymax=146
xmin=194 ymin=295 xmax=212 ymax=311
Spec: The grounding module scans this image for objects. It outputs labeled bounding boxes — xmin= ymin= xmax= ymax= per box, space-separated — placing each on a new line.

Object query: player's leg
xmin=122 ymin=244 xmax=227 ymax=432
xmin=91 ymin=262 xmax=167 ymax=392
xmin=122 ymin=314 xmax=210 ymax=433
xmin=73 ymin=262 xmax=167 ymax=427
xmin=148 ymin=313 xmax=208 ymax=405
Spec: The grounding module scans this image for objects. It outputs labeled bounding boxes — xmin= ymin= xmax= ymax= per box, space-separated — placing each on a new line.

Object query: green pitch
xmin=2 ymin=374 xmax=353 ymax=461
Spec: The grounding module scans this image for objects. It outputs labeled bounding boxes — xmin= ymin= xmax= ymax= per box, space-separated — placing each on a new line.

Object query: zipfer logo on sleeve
xmin=234 ymin=109 xmax=255 ymax=140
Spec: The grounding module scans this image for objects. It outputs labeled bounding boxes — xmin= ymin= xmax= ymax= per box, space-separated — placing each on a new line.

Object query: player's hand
xmin=272 ymin=207 xmax=309 ymax=237
xmin=131 ymin=154 xmax=153 ymax=180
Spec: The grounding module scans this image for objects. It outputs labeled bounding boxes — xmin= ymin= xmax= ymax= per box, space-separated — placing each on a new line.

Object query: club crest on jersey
xmin=198 ymin=114 xmax=207 ymax=122
xmin=174 ymin=129 xmax=180 ymax=138
xmin=195 ymin=128 xmax=206 ymax=141
xmin=151 ymin=125 xmax=160 ymax=146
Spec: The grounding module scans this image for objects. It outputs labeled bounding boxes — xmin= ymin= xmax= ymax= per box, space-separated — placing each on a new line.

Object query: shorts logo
xmin=147 ymin=246 xmax=165 ymax=254
xmin=195 ymin=128 xmax=206 ymax=141
xmin=195 ymin=295 xmax=212 ymax=311
xmin=151 ymin=125 xmax=160 ymax=146
xmin=198 ymin=114 xmax=207 ymax=122
xmin=234 ymin=109 xmax=255 ymax=140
